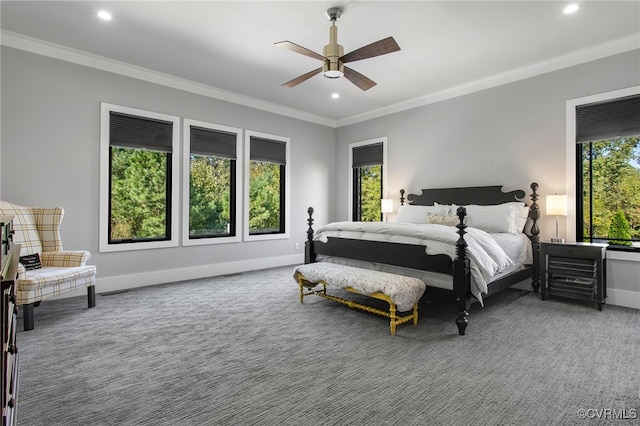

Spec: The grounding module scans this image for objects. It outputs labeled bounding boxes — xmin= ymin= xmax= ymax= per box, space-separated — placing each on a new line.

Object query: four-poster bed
xmin=303 ymin=182 xmax=541 ymax=335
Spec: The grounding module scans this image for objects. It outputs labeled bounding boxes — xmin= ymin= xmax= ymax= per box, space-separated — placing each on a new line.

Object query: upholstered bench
xmin=293 ymin=262 xmax=426 ymax=335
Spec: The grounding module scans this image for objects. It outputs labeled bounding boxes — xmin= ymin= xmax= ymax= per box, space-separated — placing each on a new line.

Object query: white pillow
xmin=463 ymin=203 xmax=519 ymax=234
xmin=395 ymin=205 xmax=451 ymax=224
xmin=504 ymin=202 xmax=529 ymax=231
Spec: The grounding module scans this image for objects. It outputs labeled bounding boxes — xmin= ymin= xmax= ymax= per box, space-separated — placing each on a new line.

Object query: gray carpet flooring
xmin=14 ymin=265 xmax=640 ymax=425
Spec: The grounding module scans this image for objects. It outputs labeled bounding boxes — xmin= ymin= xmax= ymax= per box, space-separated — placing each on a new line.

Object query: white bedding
xmin=314 ymin=221 xmax=532 ymax=304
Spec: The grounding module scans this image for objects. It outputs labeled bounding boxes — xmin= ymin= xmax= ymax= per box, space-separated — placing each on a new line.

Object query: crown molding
xmin=2 ymin=30 xmax=638 ymax=129
xmin=337 ymin=34 xmax=640 ymax=127
xmin=0 ymin=30 xmax=338 ymax=128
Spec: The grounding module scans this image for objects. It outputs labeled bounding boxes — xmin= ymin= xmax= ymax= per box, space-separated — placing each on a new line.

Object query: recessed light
xmin=563 ymin=4 xmax=579 ymax=14
xmin=331 ymin=93 xmax=340 ymax=99
xmin=97 ymin=10 xmax=113 ymax=21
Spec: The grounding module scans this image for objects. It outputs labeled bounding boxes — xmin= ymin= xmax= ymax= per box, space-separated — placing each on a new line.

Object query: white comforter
xmin=314 ymin=221 xmax=514 ymax=301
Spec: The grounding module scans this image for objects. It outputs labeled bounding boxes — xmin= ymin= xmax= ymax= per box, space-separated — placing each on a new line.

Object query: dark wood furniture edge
xmin=1 ymin=226 xmax=20 ymax=426
xmin=405 ymin=185 xmax=527 ymax=206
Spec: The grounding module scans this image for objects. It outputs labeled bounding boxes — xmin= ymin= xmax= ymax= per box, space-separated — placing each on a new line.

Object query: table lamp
xmin=381 ymin=199 xmax=393 ymax=222
xmin=546 ymin=194 xmax=567 ymax=243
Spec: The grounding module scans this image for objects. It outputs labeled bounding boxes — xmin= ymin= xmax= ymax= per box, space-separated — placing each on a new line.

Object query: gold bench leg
xmin=296 ymin=272 xmax=419 ymax=335
xmin=389 ymin=303 xmax=397 ymax=335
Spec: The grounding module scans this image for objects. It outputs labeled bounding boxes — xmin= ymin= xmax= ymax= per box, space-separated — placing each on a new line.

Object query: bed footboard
xmin=304 ymin=205 xmax=472 ymax=335
xmin=453 ymin=206 xmax=471 ymax=335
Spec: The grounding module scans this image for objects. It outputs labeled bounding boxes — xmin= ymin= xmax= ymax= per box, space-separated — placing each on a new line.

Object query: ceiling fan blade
xmin=343 ymin=66 xmax=377 ymax=91
xmin=274 ymin=41 xmax=326 ymax=62
xmin=340 ymin=36 xmax=400 ymax=63
xmin=282 ymin=67 xmax=323 ymax=87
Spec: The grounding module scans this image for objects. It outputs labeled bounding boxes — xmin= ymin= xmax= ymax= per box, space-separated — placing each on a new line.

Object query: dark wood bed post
xmin=529 ymin=182 xmax=541 ymax=293
xmin=305 ymin=207 xmax=316 ymax=264
xmin=453 ymin=206 xmax=471 ymax=335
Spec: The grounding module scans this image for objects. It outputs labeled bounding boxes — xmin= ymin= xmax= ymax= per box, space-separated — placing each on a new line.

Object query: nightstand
xmin=540 ymin=242 xmax=607 ymax=310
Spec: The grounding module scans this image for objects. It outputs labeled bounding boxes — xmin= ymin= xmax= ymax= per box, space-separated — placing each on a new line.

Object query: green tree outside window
xmin=110 ymin=147 xmax=168 ymax=241
xmin=581 ymin=137 xmax=640 ymax=245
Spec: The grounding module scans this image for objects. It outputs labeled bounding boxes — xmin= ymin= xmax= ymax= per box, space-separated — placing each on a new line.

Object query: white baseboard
xmin=39 ymin=255 xmax=640 ymax=311
xmin=606 ymin=288 xmax=640 ymax=310
xmin=52 ymin=254 xmax=305 ymax=299
xmin=509 ymin=279 xmax=639 ymax=310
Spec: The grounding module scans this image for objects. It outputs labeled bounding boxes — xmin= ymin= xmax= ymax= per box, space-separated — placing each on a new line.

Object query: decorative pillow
xmin=425 ymin=213 xmax=459 ymax=226
xmin=432 ymin=201 xmax=528 ymax=233
xmin=19 ymin=253 xmax=42 ymax=270
xmin=395 ymin=205 xmax=451 ymax=224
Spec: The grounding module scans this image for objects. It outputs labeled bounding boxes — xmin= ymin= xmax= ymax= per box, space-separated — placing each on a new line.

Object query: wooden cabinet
xmin=1 ymin=216 xmax=19 ymax=426
xmin=540 ymin=242 xmax=607 ymax=310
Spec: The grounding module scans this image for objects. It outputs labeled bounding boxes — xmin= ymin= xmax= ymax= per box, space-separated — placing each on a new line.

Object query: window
xmin=182 ymin=119 xmax=242 ymax=246
xmin=575 ymin=94 xmax=640 ymax=248
xmin=99 ymin=103 xmax=180 ymax=252
xmin=244 ymin=131 xmax=290 ymax=241
xmin=350 ymin=139 xmax=387 ymax=221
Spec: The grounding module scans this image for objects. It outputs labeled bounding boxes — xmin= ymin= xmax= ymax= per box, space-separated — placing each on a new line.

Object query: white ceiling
xmin=2 ymin=1 xmax=639 ymax=126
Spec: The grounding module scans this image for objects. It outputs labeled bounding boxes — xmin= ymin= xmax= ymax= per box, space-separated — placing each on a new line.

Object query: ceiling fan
xmin=274 ymin=7 xmax=400 ymax=91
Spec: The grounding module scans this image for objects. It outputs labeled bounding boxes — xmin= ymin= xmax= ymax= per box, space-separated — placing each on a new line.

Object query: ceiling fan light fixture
xmin=322 ymin=58 xmax=344 ymax=78
xmin=324 ymin=70 xmax=343 ymax=79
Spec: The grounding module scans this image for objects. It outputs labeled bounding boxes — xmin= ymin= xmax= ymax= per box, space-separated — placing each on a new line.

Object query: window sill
xmin=607 ymin=247 xmax=640 ymax=262
xmin=606 ymin=245 xmax=640 ymax=252
xmin=244 ymin=232 xmax=289 ymax=242
xmin=182 ymin=235 xmax=241 ymax=246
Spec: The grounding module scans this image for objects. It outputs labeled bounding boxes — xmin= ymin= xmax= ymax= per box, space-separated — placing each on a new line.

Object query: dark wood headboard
xmin=402 ymin=185 xmax=526 ymax=206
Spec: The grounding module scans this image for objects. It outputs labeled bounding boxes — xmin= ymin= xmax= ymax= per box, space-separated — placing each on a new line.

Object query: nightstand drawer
xmin=548 ymin=276 xmax=595 ymax=297
xmin=543 ymin=243 xmax=605 ymax=260
xmin=547 ymin=256 xmax=597 ymax=278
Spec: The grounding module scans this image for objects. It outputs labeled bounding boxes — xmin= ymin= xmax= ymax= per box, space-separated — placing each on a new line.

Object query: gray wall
xmin=1 ymin=46 xmax=336 ymax=290
xmin=336 ymin=50 xmax=640 ymax=241
xmin=336 ymin=49 xmax=640 ymax=307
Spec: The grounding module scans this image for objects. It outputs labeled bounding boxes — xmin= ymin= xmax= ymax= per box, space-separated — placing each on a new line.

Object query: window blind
xmin=576 ymin=94 xmax=640 ymax=143
xmin=190 ymin=126 xmax=237 ymax=159
xmin=110 ymin=112 xmax=173 ymax=152
xmin=250 ymin=137 xmax=286 ymax=165
xmin=352 ymin=142 xmax=383 ymax=168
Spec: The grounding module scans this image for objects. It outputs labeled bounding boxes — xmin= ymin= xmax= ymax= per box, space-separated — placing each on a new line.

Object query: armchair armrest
xmin=17 ymin=262 xmax=26 ymax=279
xmin=41 ymin=250 xmax=91 ymax=267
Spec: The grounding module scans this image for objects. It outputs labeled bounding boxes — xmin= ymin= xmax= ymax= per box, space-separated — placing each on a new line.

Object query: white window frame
xmin=348 ymin=137 xmax=389 ymax=221
xmin=182 ymin=119 xmax=242 ymax=246
xmin=565 ymin=86 xmax=640 ymax=242
xmin=243 ymin=130 xmax=290 ymax=241
xmin=99 ymin=103 xmax=180 ymax=252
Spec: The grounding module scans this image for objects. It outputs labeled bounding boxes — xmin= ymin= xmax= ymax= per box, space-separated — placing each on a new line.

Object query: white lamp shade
xmin=546 ymin=194 xmax=567 ymax=216
xmin=381 ymin=199 xmax=394 ymax=214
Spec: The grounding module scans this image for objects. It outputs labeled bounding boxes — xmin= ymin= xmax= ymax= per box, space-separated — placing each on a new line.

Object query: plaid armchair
xmin=0 ymin=201 xmax=96 ymax=331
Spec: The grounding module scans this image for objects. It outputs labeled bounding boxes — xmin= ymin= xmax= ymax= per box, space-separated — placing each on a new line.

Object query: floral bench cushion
xmin=293 ymin=262 xmax=426 ymax=312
